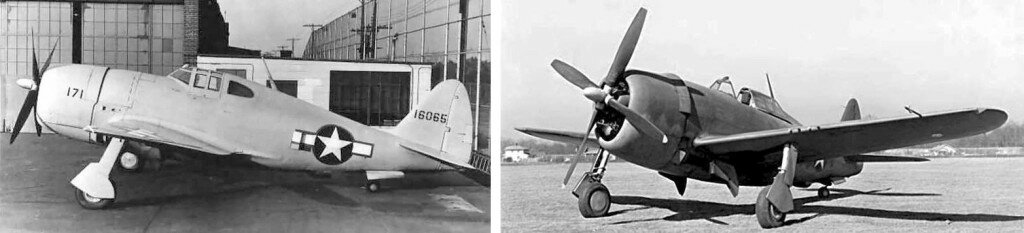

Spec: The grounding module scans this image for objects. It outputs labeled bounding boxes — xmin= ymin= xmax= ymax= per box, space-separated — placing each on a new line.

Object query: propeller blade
xmin=38 ymin=42 xmax=58 ymax=79
xmin=603 ymin=8 xmax=647 ymax=85
xmin=562 ymin=110 xmax=598 ymax=187
xmin=606 ymin=98 xmax=668 ymax=143
xmin=31 ymin=39 xmax=40 ymax=83
xmin=551 ymin=59 xmax=598 ymax=90
xmin=10 ymin=91 xmax=38 ymax=144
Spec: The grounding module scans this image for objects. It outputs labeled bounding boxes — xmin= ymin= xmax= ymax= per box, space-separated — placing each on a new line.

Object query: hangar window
xmin=227 ymin=81 xmax=254 ymax=98
xmin=329 ymin=71 xmax=411 ymax=126
xmin=274 ymin=80 xmax=299 ymax=97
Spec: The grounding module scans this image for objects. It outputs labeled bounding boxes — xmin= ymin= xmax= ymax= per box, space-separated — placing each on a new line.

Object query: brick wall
xmin=183 ymin=0 xmax=199 ymax=65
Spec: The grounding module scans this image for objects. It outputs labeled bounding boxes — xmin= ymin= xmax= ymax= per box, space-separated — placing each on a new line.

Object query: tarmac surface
xmin=502 ymin=158 xmax=1024 ymax=232
xmin=0 ymin=134 xmax=489 ymax=233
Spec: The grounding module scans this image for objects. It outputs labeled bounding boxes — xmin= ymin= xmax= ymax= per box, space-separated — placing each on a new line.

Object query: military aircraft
xmin=516 ymin=8 xmax=1008 ymax=228
xmin=9 ymin=39 xmax=486 ymax=210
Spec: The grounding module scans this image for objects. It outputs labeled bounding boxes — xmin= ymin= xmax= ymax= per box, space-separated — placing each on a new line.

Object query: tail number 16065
xmin=414 ymin=110 xmax=447 ymax=124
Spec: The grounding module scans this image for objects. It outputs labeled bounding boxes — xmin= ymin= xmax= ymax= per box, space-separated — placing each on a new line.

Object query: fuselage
xmin=34 ymin=64 xmax=449 ymax=172
xmin=595 ymin=70 xmax=863 ymax=187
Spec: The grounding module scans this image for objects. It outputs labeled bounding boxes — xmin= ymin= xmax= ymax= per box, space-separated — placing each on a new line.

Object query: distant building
xmin=503 ymin=145 xmax=530 ymax=162
xmin=929 ymin=144 xmax=958 ymax=156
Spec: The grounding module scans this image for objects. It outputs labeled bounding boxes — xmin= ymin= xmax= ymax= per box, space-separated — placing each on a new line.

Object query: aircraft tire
xmin=366 ymin=181 xmax=381 ymax=193
xmin=817 ymin=187 xmax=830 ymax=198
xmin=578 ymin=183 xmax=611 ymax=218
xmin=74 ymin=183 xmax=114 ymax=210
xmin=116 ymin=151 xmax=144 ymax=173
xmin=756 ymin=186 xmax=786 ymax=228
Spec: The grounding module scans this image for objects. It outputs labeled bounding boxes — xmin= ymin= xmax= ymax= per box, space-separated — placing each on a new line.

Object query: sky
xmin=500 ymin=0 xmax=1024 ymax=139
xmin=217 ymin=0 xmax=361 ymax=55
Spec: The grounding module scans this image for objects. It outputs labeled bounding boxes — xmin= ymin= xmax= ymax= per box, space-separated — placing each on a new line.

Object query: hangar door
xmin=329 ymin=71 xmax=411 ymax=126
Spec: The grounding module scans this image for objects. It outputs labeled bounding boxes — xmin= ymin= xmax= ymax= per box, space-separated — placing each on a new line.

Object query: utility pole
xmin=286 ymin=38 xmax=300 ymax=51
xmin=350 ymin=0 xmax=390 ymax=60
xmin=302 ymin=24 xmax=323 ymax=33
xmin=359 ymin=0 xmax=365 ymax=59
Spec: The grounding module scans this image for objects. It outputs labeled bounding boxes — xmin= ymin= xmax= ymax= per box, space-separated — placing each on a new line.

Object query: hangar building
xmin=0 ymin=0 xmax=255 ymax=132
xmin=302 ymin=0 xmax=491 ymax=153
xmin=197 ymin=54 xmax=434 ymax=128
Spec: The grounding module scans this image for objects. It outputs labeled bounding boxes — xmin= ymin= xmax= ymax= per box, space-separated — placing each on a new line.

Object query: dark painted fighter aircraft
xmin=516 ymin=8 xmax=1008 ymax=228
xmin=9 ymin=39 xmax=487 ymax=210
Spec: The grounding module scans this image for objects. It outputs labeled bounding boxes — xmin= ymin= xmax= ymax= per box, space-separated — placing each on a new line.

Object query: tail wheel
xmin=578 ymin=182 xmax=611 ymax=218
xmin=755 ymin=186 xmax=786 ymax=228
xmin=366 ymin=181 xmax=381 ymax=193
xmin=817 ymin=187 xmax=830 ymax=198
xmin=117 ymin=151 xmax=143 ymax=173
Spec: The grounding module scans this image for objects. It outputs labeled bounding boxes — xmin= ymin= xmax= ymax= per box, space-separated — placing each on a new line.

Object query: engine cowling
xmin=598 ymin=73 xmax=688 ymax=169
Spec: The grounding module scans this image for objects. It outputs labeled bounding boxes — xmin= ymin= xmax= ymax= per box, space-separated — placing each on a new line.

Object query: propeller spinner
xmin=550 ymin=8 xmax=668 ymax=186
xmin=10 ymin=38 xmax=58 ymax=144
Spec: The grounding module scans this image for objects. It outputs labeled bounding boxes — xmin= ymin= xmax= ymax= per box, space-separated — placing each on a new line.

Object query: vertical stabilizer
xmin=394 ymin=80 xmax=473 ymax=165
xmin=841 ymin=98 xmax=861 ymax=121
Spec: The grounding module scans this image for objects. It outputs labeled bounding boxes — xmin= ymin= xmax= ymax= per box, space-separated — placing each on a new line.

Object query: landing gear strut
xmin=573 ymin=149 xmax=611 ymax=218
xmin=71 ymin=138 xmax=126 ymax=209
xmin=755 ymin=143 xmax=798 ymax=228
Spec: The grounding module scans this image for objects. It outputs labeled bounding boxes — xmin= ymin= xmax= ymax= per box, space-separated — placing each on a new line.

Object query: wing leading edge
xmin=694 ymin=108 xmax=1007 ymax=162
xmin=513 ymin=127 xmax=600 ymax=149
xmin=84 ymin=115 xmax=278 ymax=160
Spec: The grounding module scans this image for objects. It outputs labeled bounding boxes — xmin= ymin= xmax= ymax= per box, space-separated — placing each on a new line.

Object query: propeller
xmin=551 ymin=8 xmax=667 ymax=187
xmin=10 ymin=36 xmax=57 ymax=143
xmin=603 ymin=8 xmax=647 ymax=86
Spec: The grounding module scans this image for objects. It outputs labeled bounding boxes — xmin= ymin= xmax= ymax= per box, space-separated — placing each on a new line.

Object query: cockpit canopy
xmin=166 ymin=66 xmax=255 ymax=98
xmin=745 ymin=89 xmax=799 ymax=125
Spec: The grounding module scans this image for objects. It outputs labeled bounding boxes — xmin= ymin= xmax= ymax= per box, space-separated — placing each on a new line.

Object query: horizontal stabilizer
xmin=845 ymin=154 xmax=929 ymax=162
xmin=400 ymin=142 xmax=480 ymax=172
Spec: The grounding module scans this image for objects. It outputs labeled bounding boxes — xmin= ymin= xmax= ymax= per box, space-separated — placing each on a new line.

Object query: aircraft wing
xmin=514 ymin=127 xmax=600 ymax=149
xmin=844 ymin=154 xmax=929 ymax=162
xmin=694 ymin=108 xmax=1006 ymax=162
xmin=84 ymin=115 xmax=271 ymax=158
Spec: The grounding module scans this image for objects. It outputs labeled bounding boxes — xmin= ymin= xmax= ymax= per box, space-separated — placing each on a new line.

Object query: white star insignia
xmin=317 ymin=128 xmax=352 ymax=161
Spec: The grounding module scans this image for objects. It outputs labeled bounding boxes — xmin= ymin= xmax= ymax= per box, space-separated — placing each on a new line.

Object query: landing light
xmin=16 ymin=79 xmax=36 ymax=91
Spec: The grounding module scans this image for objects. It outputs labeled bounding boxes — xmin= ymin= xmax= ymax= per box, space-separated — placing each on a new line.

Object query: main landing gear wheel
xmin=74 ymin=182 xmax=114 ymax=209
xmin=818 ymin=186 xmax=830 ymax=198
xmin=116 ymin=151 xmax=143 ymax=173
xmin=755 ymin=186 xmax=786 ymax=228
xmin=578 ymin=182 xmax=611 ymax=218
xmin=365 ymin=181 xmax=381 ymax=193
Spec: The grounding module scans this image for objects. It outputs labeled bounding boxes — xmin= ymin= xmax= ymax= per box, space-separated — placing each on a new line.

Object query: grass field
xmin=502 ymin=158 xmax=1024 ymax=232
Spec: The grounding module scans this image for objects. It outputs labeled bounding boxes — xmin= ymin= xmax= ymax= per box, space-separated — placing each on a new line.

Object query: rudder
xmin=841 ymin=98 xmax=860 ymax=121
xmin=394 ymin=80 xmax=473 ymax=165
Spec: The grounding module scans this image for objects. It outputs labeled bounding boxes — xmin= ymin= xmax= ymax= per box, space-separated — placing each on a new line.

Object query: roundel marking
xmin=311 ymin=124 xmax=354 ymax=165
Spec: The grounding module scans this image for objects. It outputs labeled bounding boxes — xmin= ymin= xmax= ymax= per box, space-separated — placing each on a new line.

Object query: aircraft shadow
xmin=606 ymin=188 xmax=1024 ymax=226
xmin=107 ymin=157 xmax=482 ymax=208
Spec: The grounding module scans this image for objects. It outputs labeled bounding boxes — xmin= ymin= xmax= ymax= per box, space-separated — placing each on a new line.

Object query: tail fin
xmin=840 ymin=98 xmax=861 ymax=121
xmin=394 ymin=80 xmax=473 ymax=164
